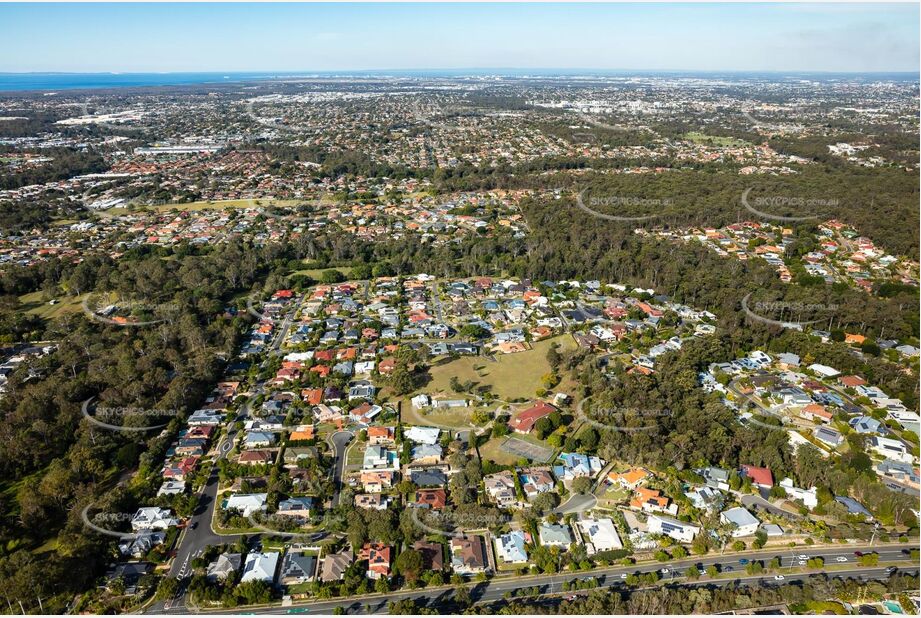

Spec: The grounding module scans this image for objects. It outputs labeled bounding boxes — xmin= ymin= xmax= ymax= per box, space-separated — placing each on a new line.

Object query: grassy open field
xmin=423 ymin=335 xmax=576 ymax=402
xmin=18 ymin=291 xmax=87 ymax=320
xmin=288 ymin=266 xmax=352 ymax=281
xmin=683 ymin=131 xmax=749 ymax=147
xmin=99 ymin=198 xmax=305 ymax=217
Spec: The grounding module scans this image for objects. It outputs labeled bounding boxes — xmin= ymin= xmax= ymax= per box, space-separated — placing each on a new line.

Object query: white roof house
xmin=807 ymin=363 xmax=840 ymax=378
xmin=779 ymin=477 xmax=818 ymax=508
xmin=241 ymin=551 xmax=280 ymax=584
xmin=578 ymin=517 xmax=622 ymax=554
xmin=494 ymin=530 xmax=529 ymax=563
xmin=869 ymin=436 xmax=913 ymax=464
xmin=647 ymin=514 xmax=700 ymax=543
xmin=720 ymin=507 xmax=760 ymax=537
xmin=411 ymin=394 xmax=430 ymax=410
xmin=405 ymin=426 xmax=441 ymax=445
xmin=224 ymin=493 xmax=268 ymax=517
xmin=157 ymin=480 xmax=187 ymax=496
xmin=130 ymin=507 xmax=178 ymax=531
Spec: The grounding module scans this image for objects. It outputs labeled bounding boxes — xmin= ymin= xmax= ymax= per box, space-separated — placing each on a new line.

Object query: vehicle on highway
xmin=797 ymin=560 xmax=806 ymax=566
xmin=836 ymin=556 xmax=848 ymax=562
xmin=190 ymin=521 xmax=198 ymax=530
xmin=774 ymin=575 xmax=785 ymax=581
xmin=854 ymin=551 xmax=863 ymax=557
xmin=797 ymin=554 xmax=808 ymax=559
xmin=620 ymin=573 xmax=628 ymax=579
xmin=887 ymin=566 xmax=898 ymax=573
xmin=739 ymin=558 xmax=749 ymax=565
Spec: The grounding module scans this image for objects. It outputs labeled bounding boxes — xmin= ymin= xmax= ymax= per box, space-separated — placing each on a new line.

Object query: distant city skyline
xmin=1 ymin=3 xmax=918 ymax=74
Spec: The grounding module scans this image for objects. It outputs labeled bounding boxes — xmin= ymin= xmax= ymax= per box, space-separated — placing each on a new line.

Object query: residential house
xmin=779 ymin=478 xmax=818 ymax=508
xmin=519 ymin=468 xmax=555 ymax=500
xmin=276 ymin=497 xmax=314 ymax=521
xmin=355 ymin=493 xmax=391 ymax=510
xmin=280 ymin=552 xmax=317 ymax=585
xmin=494 ymin=530 xmax=529 ymax=564
xmin=207 ymin=553 xmax=242 ymax=582
xmin=319 ymin=549 xmax=353 ymax=582
xmin=225 ymin=493 xmax=268 ymax=517
xmin=131 ymin=507 xmax=178 ymax=532
xmin=451 ymin=536 xmax=487 ymax=575
xmin=608 ymin=468 xmax=650 ymax=490
xmin=647 ymin=514 xmax=700 ymax=543
xmin=720 ymin=507 xmax=760 ymax=537
xmin=741 ymin=465 xmax=774 ymax=489
xmin=484 ymin=471 xmax=518 ymax=508
xmin=509 ymin=401 xmax=556 ymax=434
xmin=578 ymin=517 xmax=622 ymax=554
xmin=414 ymin=488 xmax=447 ymax=510
xmin=241 ymin=552 xmax=280 ymax=584
xmin=360 ymin=543 xmax=391 ymax=580
xmin=360 ymin=471 xmax=395 ymax=493
xmin=413 ymin=540 xmax=444 ymax=571
xmin=538 ymin=522 xmax=572 ymax=548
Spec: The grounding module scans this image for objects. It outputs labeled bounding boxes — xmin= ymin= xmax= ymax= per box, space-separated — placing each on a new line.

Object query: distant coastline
xmin=0 ymin=69 xmax=917 ymax=93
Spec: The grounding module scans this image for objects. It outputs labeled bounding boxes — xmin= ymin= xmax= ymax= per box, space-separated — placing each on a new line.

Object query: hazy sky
xmin=1 ymin=3 xmax=918 ymax=73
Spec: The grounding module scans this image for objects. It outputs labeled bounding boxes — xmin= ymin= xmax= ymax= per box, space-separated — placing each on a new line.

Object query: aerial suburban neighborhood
xmin=0 ymin=3 xmax=918 ymax=616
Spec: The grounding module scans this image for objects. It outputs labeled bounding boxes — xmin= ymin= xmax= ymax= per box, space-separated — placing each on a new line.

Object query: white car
xmin=836 ymin=556 xmax=848 ymax=563
xmin=774 ymin=575 xmax=785 ymax=581
xmin=797 ymin=554 xmax=808 ymax=560
xmin=797 ymin=560 xmax=806 ymax=566
xmin=620 ymin=573 xmax=628 ymax=579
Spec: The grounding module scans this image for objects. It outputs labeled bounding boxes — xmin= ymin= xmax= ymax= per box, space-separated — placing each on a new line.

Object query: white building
xmin=577 ymin=517 xmax=622 ymax=554
xmin=241 ymin=552 xmax=280 ymax=584
xmin=130 ymin=507 xmax=178 ymax=531
xmin=647 ymin=514 xmax=700 ymax=543
xmin=720 ymin=507 xmax=760 ymax=537
xmin=225 ymin=493 xmax=268 ymax=517
xmin=779 ymin=477 xmax=818 ymax=508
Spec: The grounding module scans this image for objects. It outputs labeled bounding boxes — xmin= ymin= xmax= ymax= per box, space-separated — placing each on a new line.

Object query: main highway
xmin=145 ymin=543 xmax=917 ymax=615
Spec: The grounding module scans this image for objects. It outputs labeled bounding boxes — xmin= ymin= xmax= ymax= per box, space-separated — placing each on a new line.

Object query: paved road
xmin=554 ymin=492 xmax=596 ymax=515
xmin=429 ymin=281 xmax=445 ymax=323
xmin=149 ymin=389 xmax=258 ymax=612
xmin=328 ymin=430 xmax=355 ymax=508
xmin=146 ymin=543 xmax=917 ymax=615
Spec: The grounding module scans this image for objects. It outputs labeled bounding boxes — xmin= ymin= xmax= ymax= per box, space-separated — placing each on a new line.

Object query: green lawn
xmin=683 ymin=131 xmax=750 ymax=147
xmin=18 ymin=291 xmax=87 ymax=320
xmin=288 ymin=266 xmax=352 ymax=281
xmin=478 ymin=437 xmax=520 ymax=466
xmin=100 ymin=198 xmax=303 ymax=217
xmin=423 ymin=335 xmax=576 ymax=402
